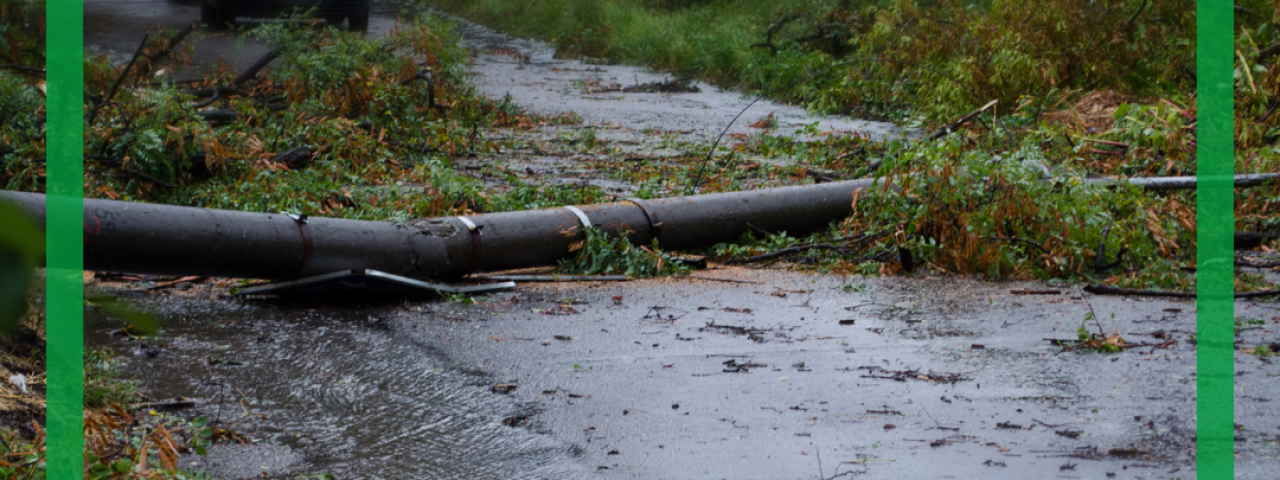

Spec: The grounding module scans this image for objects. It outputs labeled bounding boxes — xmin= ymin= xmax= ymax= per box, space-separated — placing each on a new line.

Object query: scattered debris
xmin=591 ymin=77 xmax=700 ymax=93
xmin=867 ymin=408 xmax=903 ymax=416
xmin=502 ymin=415 xmax=530 ymax=427
xmin=700 ymin=322 xmax=767 ymax=342
xmin=857 ymin=366 xmax=968 ymax=384
xmin=537 ymin=304 xmax=580 ymax=315
xmin=130 ymin=398 xmax=197 ymax=411
xmin=722 ymin=359 xmax=767 ymax=373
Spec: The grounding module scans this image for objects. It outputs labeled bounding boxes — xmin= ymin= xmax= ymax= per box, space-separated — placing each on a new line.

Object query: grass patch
xmin=420 ymin=0 xmax=1253 ymax=124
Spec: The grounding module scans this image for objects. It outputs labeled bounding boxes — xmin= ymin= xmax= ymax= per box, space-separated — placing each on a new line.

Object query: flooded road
xmin=80 ymin=1 xmax=1280 ymax=479
xmin=88 ymin=271 xmax=1280 ymax=480
xmin=87 ymin=295 xmax=597 ymax=479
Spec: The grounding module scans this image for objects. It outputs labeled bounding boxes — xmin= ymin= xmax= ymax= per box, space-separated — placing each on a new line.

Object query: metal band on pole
xmin=563 ymin=206 xmax=592 ymax=229
xmin=627 ymin=197 xmax=663 ymax=241
xmin=457 ymin=216 xmax=483 ymax=273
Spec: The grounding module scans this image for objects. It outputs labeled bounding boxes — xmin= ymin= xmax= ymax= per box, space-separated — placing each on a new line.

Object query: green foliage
xmin=559 ymin=228 xmax=690 ymax=277
xmin=1253 ymin=344 xmax=1273 ymax=358
xmin=442 ymin=292 xmax=475 ymax=304
xmin=427 ymin=0 xmax=1207 ymax=123
xmin=1234 ymin=317 xmax=1265 ymax=334
xmin=849 ymin=137 xmax=1186 ymax=283
xmin=1069 ymin=312 xmax=1123 ymax=353
xmin=83 ymin=348 xmax=139 ymax=409
xmin=0 ymin=200 xmax=42 ymax=335
xmin=87 ymin=293 xmax=159 ymax=336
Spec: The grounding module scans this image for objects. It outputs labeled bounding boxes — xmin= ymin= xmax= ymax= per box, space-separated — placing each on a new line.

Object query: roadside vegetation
xmin=1 ymin=0 xmax=1273 ymax=476
xmin=425 ymin=0 xmax=1280 ymax=292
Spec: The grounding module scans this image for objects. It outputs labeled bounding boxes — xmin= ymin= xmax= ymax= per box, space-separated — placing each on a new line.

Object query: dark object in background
xmin=201 ymin=0 xmax=371 ymax=32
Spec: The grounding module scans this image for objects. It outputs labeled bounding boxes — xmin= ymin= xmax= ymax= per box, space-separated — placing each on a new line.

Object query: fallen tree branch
xmin=748 ymin=13 xmax=801 ymax=55
xmin=1083 ymin=284 xmax=1280 ymax=299
xmin=929 ymin=99 xmax=998 ymax=140
xmin=1094 ymin=224 xmax=1112 ymax=272
xmin=722 ymin=243 xmax=851 ymax=265
xmin=805 ymin=169 xmax=839 ymax=183
xmin=189 ymin=88 xmax=221 ymax=109
xmin=86 ymin=156 xmax=176 ymax=188
xmin=138 ymin=24 xmax=195 ymax=75
xmin=189 ymin=86 xmax=252 ymax=99
xmin=1259 ymin=43 xmax=1280 ymax=61
xmin=0 ymin=64 xmax=45 ymax=75
xmin=981 ymin=236 xmax=1048 ymax=254
xmin=1235 ymin=231 xmax=1280 ymax=250
xmin=1236 ymin=258 xmax=1280 ymax=269
xmin=130 ymin=398 xmax=196 ymax=411
xmin=233 ymin=49 xmax=280 ymax=85
xmin=1084 ymin=173 xmax=1280 ymax=190
xmin=92 ymin=33 xmax=150 ymax=123
xmin=398 ymin=69 xmax=446 ymax=110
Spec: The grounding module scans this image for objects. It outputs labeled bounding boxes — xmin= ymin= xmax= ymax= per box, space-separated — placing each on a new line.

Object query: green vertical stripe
xmin=1195 ymin=0 xmax=1233 ymax=479
xmin=46 ymin=0 xmax=85 ymax=476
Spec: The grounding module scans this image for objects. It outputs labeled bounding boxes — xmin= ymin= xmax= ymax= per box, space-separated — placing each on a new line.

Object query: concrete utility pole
xmin=1 ymin=179 xmax=875 ymax=279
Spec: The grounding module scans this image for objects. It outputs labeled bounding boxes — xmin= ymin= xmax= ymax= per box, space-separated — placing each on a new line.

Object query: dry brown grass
xmin=1042 ymin=90 xmax=1136 ymax=134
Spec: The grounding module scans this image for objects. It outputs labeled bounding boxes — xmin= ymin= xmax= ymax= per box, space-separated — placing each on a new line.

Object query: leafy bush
xmin=560 ymin=228 xmax=690 ymax=277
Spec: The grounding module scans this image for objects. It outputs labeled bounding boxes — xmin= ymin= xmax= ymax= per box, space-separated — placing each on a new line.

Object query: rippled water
xmin=87 ymin=295 xmax=595 ymax=479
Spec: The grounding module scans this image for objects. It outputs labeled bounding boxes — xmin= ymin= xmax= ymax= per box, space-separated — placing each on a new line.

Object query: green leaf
xmin=0 ymin=201 xmax=43 ymax=335
xmin=86 ymin=293 xmax=159 ymax=335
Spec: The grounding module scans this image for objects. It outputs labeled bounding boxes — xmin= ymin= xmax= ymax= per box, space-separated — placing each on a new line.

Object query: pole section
xmin=1 ymin=178 xmax=876 ymax=279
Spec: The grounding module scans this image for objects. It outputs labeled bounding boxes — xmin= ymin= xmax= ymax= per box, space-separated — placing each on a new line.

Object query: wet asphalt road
xmin=89 ymin=270 xmax=1280 ymax=480
xmin=81 ymin=1 xmax=1280 ymax=479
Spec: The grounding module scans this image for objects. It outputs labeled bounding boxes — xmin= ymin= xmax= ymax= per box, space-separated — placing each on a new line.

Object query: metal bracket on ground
xmin=235 ymin=269 xmax=516 ymax=297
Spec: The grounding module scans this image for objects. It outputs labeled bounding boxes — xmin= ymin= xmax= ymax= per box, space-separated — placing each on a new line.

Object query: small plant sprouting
xmin=443 ymin=292 xmax=475 ymax=304
xmin=1067 ymin=311 xmax=1124 ymax=353
xmin=841 ymin=282 xmax=867 ymax=292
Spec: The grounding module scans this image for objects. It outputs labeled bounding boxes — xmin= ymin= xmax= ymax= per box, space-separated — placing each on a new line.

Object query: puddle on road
xmin=87 ymin=294 xmax=596 ymax=479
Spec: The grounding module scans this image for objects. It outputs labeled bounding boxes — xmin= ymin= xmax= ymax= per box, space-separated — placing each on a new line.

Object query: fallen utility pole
xmin=5 ymin=170 xmax=1273 ymax=281
xmin=1083 ymin=173 xmax=1278 ymax=190
xmin=1 ymin=179 xmax=874 ymax=280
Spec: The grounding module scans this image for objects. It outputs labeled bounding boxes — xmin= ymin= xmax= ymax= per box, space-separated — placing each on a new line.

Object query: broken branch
xmin=233 ymin=49 xmax=280 ymax=85
xmin=929 ymin=99 xmax=998 ymax=140
xmin=0 ymin=64 xmax=45 ymax=75
xmin=1083 ymin=284 xmax=1280 ymax=299
xmin=93 ymin=33 xmax=150 ymax=123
